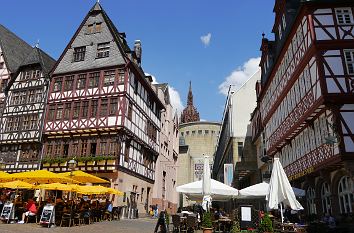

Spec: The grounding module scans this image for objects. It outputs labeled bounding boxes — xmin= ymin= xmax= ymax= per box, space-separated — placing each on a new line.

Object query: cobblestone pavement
xmin=0 ymin=218 xmax=159 ymax=233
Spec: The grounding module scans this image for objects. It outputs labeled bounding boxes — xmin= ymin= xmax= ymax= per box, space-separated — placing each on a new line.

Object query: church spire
xmin=180 ymin=81 xmax=200 ymax=123
xmin=187 ymin=81 xmax=194 ymax=106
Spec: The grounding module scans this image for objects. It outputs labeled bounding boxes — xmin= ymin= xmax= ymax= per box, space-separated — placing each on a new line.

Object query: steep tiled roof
xmin=0 ymin=24 xmax=33 ymax=73
xmin=21 ymin=47 xmax=56 ymax=75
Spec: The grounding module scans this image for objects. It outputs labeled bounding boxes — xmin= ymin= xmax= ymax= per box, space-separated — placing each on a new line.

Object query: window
xmin=109 ymin=98 xmax=118 ymax=115
xmin=53 ymin=78 xmax=62 ymax=92
xmin=124 ymin=141 xmax=130 ymax=162
xmin=73 ymin=102 xmax=80 ymax=119
xmin=335 ymin=8 xmax=353 ymax=25
xmin=76 ymin=74 xmax=86 ymax=89
xmin=95 ymin=22 xmax=102 ymax=32
xmin=35 ymin=89 xmax=42 ymax=102
xmin=90 ymin=143 xmax=97 ymax=155
xmin=282 ymin=14 xmax=286 ymax=30
xmin=56 ymin=104 xmax=63 ymax=120
xmin=96 ymin=42 xmax=110 ymax=58
xmin=32 ymin=70 xmax=41 ymax=79
xmin=81 ymin=101 xmax=89 ymax=118
xmin=307 ymin=187 xmax=317 ymax=215
xmin=22 ymin=115 xmax=30 ymax=130
xmin=87 ymin=24 xmax=94 ymax=34
xmin=71 ymin=141 xmax=79 ymax=156
xmin=118 ymin=69 xmax=125 ymax=84
xmin=338 ymin=176 xmax=353 ymax=214
xmin=127 ymin=102 xmax=133 ymax=120
xmin=48 ymin=105 xmax=55 ymax=121
xmin=11 ymin=92 xmax=20 ymax=105
xmin=0 ymin=79 xmax=7 ymax=92
xmin=30 ymin=115 xmax=38 ymax=129
xmin=344 ymin=50 xmax=354 ymax=74
xmin=46 ymin=145 xmax=53 ymax=156
xmin=89 ymin=72 xmax=100 ymax=88
xmin=20 ymin=92 xmax=26 ymax=104
xmin=81 ymin=140 xmax=88 ymax=156
xmin=104 ymin=70 xmax=115 ymax=86
xmin=90 ymin=100 xmax=98 ymax=118
xmin=278 ymin=24 xmax=282 ymax=39
xmin=321 ymin=182 xmax=331 ymax=215
xmin=100 ymin=99 xmax=108 ymax=116
xmin=64 ymin=76 xmax=74 ymax=91
xmin=13 ymin=117 xmax=19 ymax=131
xmin=24 ymin=71 xmax=31 ymax=80
xmin=64 ymin=103 xmax=71 ymax=120
xmin=28 ymin=90 xmax=36 ymax=103
xmin=73 ymin=46 xmax=86 ymax=62
xmin=99 ymin=141 xmax=107 ymax=155
xmin=109 ymin=141 xmax=119 ymax=156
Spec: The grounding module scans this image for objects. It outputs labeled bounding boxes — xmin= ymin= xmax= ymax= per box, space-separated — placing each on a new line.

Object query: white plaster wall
xmin=230 ymin=70 xmax=260 ymax=138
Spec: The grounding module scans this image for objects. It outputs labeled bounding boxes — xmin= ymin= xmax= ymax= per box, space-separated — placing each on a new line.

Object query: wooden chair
xmin=60 ymin=213 xmax=73 ymax=227
xmin=172 ymin=214 xmax=183 ymax=232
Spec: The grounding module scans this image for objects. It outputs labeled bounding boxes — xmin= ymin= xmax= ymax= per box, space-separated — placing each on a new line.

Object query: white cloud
xmin=145 ymin=73 xmax=184 ymax=116
xmin=218 ymin=57 xmax=261 ymax=96
xmin=200 ymin=33 xmax=212 ymax=47
xmin=168 ymin=86 xmax=184 ymax=116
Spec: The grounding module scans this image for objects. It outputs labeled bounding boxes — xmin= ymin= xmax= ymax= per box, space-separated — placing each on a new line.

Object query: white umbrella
xmin=202 ymin=156 xmax=211 ymax=210
xmin=238 ymin=182 xmax=305 ymax=198
xmin=176 ymin=179 xmax=239 ymax=201
xmin=266 ymin=158 xmax=303 ymax=223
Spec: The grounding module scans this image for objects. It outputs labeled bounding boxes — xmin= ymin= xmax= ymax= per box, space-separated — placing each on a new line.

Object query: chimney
xmin=134 ymin=40 xmax=142 ymax=66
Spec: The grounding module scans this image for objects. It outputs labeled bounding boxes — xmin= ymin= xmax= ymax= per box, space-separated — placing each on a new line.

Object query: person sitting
xmin=105 ymin=199 xmax=113 ymax=220
xmin=18 ymin=198 xmax=37 ymax=224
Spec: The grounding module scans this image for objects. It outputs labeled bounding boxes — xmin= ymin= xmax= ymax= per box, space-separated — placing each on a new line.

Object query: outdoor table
xmin=218 ymin=217 xmax=232 ymax=232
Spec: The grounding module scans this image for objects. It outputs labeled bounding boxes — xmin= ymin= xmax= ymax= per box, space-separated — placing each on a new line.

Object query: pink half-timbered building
xmin=42 ymin=3 xmax=163 ymax=216
xmin=255 ymin=0 xmax=354 ymax=217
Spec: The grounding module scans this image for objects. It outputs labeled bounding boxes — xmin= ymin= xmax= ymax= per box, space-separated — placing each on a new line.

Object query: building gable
xmin=53 ymin=3 xmax=128 ymax=75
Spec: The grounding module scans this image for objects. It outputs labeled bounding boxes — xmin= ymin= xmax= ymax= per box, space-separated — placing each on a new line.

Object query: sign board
xmin=0 ymin=202 xmax=14 ymax=223
xmin=40 ymin=204 xmax=55 ymax=227
xmin=224 ymin=163 xmax=233 ymax=186
xmin=194 ymin=163 xmax=204 ymax=180
xmin=240 ymin=205 xmax=253 ymax=230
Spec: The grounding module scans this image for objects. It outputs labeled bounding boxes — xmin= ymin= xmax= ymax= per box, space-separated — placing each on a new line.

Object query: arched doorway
xmin=321 ymin=182 xmax=331 ymax=214
xmin=307 ymin=187 xmax=317 ymax=215
xmin=338 ymin=176 xmax=353 ymax=214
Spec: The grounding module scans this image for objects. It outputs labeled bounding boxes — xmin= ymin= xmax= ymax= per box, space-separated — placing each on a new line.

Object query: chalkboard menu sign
xmin=0 ymin=202 xmax=14 ymax=223
xmin=39 ymin=204 xmax=55 ymax=227
xmin=240 ymin=205 xmax=254 ymax=230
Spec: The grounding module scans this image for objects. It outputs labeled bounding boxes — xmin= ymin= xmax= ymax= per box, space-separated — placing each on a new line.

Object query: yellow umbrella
xmin=58 ymin=170 xmax=109 ymax=184
xmin=106 ymin=187 xmax=123 ymax=196
xmin=0 ymin=180 xmax=35 ymax=189
xmin=37 ymin=183 xmax=74 ymax=191
xmin=0 ymin=171 xmax=12 ymax=182
xmin=73 ymin=185 xmax=108 ymax=195
xmin=9 ymin=170 xmax=77 ymax=184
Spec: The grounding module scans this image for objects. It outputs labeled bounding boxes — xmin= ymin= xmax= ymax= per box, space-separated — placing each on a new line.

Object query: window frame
xmin=335 ymin=8 xmax=354 ymax=25
xmin=344 ymin=50 xmax=354 ymax=74
xmin=73 ymin=46 xmax=86 ymax=62
xmin=96 ymin=42 xmax=110 ymax=59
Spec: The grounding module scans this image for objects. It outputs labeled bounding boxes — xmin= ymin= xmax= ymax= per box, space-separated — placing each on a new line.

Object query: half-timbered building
xmin=255 ymin=0 xmax=354 ymax=216
xmin=0 ymin=46 xmax=55 ymax=172
xmin=0 ymin=24 xmax=33 ymax=116
xmin=42 ymin=2 xmax=164 ymax=215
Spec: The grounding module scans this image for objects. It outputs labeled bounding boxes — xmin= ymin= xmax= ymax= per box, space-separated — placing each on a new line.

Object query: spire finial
xmin=97 ymin=0 xmax=100 ymax=2
xmin=262 ymin=32 xmax=265 ymax=39
xmin=35 ymin=39 xmax=40 ymax=48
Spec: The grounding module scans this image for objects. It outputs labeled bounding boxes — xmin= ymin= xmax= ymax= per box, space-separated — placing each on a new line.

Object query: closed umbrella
xmin=202 ymin=156 xmax=211 ymax=211
xmin=266 ymin=158 xmax=303 ymax=223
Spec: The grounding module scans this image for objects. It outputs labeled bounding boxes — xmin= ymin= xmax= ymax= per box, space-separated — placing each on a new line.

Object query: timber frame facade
xmin=0 ymin=46 xmax=55 ymax=172
xmin=254 ymin=0 xmax=354 ymax=217
xmin=42 ymin=3 xmax=164 ymax=214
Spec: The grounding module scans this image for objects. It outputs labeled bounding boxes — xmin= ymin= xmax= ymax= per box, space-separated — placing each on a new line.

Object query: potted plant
xmin=258 ymin=213 xmax=273 ymax=233
xmin=230 ymin=220 xmax=241 ymax=233
xmin=202 ymin=212 xmax=213 ymax=233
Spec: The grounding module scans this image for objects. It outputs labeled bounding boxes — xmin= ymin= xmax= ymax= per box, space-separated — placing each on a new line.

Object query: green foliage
xmin=202 ymin=212 xmax=213 ymax=228
xmin=258 ymin=213 xmax=273 ymax=233
xmin=230 ymin=220 xmax=241 ymax=233
xmin=165 ymin=211 xmax=170 ymax=225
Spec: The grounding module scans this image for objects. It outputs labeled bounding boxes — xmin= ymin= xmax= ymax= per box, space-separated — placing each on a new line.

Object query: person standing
xmin=154 ymin=204 xmax=159 ymax=218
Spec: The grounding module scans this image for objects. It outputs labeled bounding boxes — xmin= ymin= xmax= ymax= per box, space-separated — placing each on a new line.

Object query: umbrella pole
xmin=280 ymin=203 xmax=284 ymax=224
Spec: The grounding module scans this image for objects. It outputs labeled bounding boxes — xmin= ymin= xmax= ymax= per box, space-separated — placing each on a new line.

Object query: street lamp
xmin=68 ymin=158 xmax=77 ymax=176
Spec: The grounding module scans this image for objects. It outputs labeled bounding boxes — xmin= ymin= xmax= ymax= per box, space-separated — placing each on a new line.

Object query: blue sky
xmin=0 ymin=0 xmax=274 ymax=122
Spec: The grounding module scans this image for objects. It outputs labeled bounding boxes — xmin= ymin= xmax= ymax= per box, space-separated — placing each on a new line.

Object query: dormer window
xmin=73 ymin=46 xmax=86 ymax=62
xmin=96 ymin=42 xmax=110 ymax=58
xmin=335 ymin=8 xmax=353 ymax=25
xmin=32 ymin=70 xmax=40 ymax=79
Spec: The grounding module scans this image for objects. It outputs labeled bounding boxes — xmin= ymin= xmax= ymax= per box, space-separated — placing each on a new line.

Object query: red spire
xmin=181 ymin=81 xmax=200 ymax=123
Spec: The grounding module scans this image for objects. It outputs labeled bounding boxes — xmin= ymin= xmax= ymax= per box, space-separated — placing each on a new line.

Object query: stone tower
xmin=180 ymin=81 xmax=200 ymax=123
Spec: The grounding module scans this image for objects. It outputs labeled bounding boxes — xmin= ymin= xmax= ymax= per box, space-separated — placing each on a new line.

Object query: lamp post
xmin=68 ymin=158 xmax=77 ymax=177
